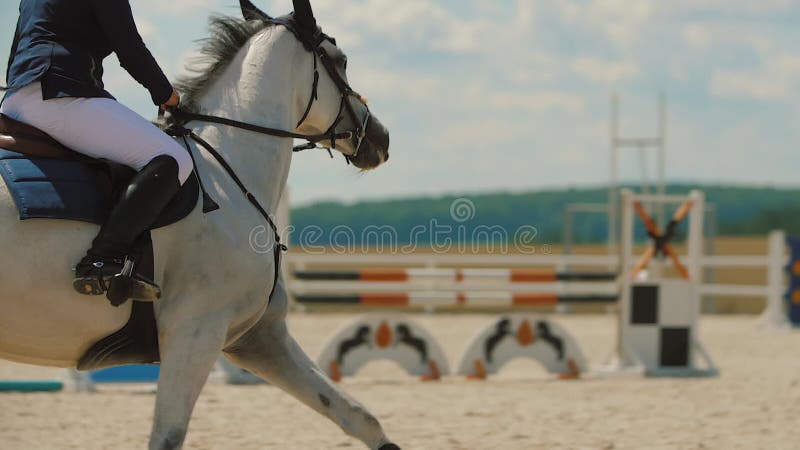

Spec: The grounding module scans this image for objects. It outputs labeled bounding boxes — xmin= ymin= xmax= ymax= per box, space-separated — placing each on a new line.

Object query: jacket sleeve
xmin=90 ymin=0 xmax=173 ymax=105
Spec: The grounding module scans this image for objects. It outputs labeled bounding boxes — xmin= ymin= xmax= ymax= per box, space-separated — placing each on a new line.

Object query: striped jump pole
xmin=294 ymin=269 xmax=617 ymax=283
xmin=294 ymin=292 xmax=618 ymax=307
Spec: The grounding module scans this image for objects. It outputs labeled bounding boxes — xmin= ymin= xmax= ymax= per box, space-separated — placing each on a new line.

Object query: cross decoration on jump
xmin=630 ymin=199 xmax=695 ymax=280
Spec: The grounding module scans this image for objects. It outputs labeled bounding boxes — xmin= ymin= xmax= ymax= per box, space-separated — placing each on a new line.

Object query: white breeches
xmin=0 ymin=82 xmax=193 ymax=184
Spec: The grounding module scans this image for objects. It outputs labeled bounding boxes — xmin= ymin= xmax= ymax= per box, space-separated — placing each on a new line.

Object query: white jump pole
xmin=604 ymin=189 xmax=644 ymax=373
xmin=687 ymin=190 xmax=704 ymax=282
xmin=758 ymin=230 xmax=790 ymax=330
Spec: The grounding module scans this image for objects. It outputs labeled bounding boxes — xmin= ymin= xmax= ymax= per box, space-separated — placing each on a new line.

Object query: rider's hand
xmin=161 ymin=88 xmax=181 ymax=110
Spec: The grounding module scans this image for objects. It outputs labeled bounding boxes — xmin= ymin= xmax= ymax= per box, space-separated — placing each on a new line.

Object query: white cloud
xmin=679 ymin=22 xmax=778 ymax=59
xmin=682 ymin=24 xmax=712 ymax=50
xmin=655 ymin=0 xmax=796 ymax=16
xmin=488 ymin=91 xmax=585 ymax=113
xmin=572 ymin=57 xmax=639 ymax=85
xmin=429 ymin=118 xmax=520 ymax=153
xmin=299 ymin=0 xmax=538 ymax=55
xmin=506 ymin=65 xmax=556 ymax=85
xmin=513 ymin=0 xmax=536 ymax=29
xmin=134 ymin=17 xmax=158 ymax=42
xmin=136 ymin=0 xmax=217 ymax=16
xmin=349 ymin=67 xmax=442 ymax=103
xmin=711 ymin=54 xmax=800 ymax=102
xmin=302 ymin=0 xmax=489 ymax=53
xmin=557 ymin=0 xmax=654 ymax=48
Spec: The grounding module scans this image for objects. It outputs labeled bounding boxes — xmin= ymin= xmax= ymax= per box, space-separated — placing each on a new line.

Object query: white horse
xmin=0 ymin=0 xmax=397 ymax=448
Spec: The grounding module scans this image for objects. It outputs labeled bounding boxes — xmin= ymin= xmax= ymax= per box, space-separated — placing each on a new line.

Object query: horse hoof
xmin=378 ymin=444 xmax=401 ymax=450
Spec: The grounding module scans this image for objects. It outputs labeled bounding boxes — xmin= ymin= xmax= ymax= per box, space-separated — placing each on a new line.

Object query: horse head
xmin=239 ymin=0 xmax=390 ymax=170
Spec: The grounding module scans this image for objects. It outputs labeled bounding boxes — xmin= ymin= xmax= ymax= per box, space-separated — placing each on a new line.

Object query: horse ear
xmin=292 ymin=0 xmax=317 ymax=29
xmin=240 ymin=0 xmax=270 ymax=21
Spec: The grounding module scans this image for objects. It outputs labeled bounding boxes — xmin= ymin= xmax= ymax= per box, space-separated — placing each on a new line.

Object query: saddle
xmin=0 ymin=113 xmax=200 ymax=371
xmin=0 ymin=113 xmax=76 ymax=159
xmin=0 ymin=113 xmax=198 ymax=226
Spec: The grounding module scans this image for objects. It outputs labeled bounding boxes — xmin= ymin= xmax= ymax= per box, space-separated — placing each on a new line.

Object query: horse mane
xmin=175 ymin=15 xmax=274 ymax=111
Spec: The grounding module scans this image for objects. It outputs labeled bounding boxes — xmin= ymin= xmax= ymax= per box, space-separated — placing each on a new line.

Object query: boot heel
xmin=105 ymin=258 xmax=161 ymax=306
xmin=107 ymin=258 xmax=135 ymax=306
xmin=107 ymin=274 xmax=135 ymax=307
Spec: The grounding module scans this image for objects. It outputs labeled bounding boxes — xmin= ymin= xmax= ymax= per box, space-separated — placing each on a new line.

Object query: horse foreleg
xmin=225 ymin=318 xmax=399 ymax=450
xmin=149 ymin=319 xmax=228 ymax=450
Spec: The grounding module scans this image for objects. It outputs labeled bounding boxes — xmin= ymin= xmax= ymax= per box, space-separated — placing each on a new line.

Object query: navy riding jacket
xmin=5 ymin=0 xmax=172 ymax=105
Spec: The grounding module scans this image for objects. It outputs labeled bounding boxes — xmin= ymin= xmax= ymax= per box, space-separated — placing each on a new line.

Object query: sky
xmin=1 ymin=0 xmax=799 ymax=206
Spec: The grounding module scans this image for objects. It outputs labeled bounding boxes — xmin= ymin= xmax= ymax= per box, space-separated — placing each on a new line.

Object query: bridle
xmin=162 ymin=14 xmax=370 ymax=300
xmin=169 ymin=14 xmax=371 ymax=163
xmin=293 ymin=29 xmax=371 ymax=161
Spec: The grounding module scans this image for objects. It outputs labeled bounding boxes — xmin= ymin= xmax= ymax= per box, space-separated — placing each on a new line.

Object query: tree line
xmin=290 ymin=184 xmax=800 ymax=245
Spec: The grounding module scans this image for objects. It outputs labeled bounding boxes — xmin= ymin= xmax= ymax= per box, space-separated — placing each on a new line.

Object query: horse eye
xmin=341 ymin=56 xmax=348 ymax=69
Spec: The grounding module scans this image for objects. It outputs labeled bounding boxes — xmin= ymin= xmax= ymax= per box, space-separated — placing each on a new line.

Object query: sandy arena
xmin=2 ymin=313 xmax=799 ymax=450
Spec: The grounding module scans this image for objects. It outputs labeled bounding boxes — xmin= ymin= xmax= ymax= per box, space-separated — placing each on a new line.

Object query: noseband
xmin=169 ymin=14 xmax=370 ymax=162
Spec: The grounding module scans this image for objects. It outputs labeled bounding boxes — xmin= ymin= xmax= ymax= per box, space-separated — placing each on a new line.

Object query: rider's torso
xmin=6 ymin=0 xmax=115 ymax=101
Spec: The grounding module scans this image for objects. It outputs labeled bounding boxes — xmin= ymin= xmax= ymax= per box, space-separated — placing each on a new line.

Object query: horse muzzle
xmin=350 ymin=114 xmax=389 ymax=169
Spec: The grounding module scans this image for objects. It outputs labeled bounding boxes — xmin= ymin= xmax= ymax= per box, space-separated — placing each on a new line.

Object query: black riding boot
xmin=73 ymin=155 xmax=181 ymax=305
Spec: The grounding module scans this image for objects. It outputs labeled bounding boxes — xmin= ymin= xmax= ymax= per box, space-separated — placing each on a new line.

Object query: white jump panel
xmin=316 ymin=315 xmax=450 ymax=381
xmin=456 ymin=315 xmax=587 ymax=379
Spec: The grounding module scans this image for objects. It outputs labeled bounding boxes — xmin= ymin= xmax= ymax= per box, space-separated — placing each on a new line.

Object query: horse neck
xmin=192 ymin=28 xmax=305 ymax=212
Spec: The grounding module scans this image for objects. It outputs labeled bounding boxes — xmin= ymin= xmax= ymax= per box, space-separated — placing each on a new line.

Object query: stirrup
xmin=73 ymin=257 xmax=162 ymax=306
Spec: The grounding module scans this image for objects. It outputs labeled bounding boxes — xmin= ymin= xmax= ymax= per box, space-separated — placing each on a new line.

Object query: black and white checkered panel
xmin=625 ymin=281 xmax=696 ymax=370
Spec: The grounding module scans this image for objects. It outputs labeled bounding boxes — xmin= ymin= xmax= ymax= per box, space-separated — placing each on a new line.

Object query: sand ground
xmin=2 ymin=313 xmax=800 ymax=450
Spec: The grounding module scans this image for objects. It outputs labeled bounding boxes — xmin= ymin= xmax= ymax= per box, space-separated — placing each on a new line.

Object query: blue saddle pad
xmin=0 ymin=149 xmax=111 ymax=224
xmin=0 ymin=149 xmax=198 ymax=226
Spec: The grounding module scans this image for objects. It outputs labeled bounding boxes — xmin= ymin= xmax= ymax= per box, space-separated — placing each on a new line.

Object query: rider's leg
xmin=75 ymin=154 xmax=180 ymax=273
xmin=1 ymin=83 xmax=194 ymax=183
xmin=1 ymin=82 xmax=194 ymax=298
